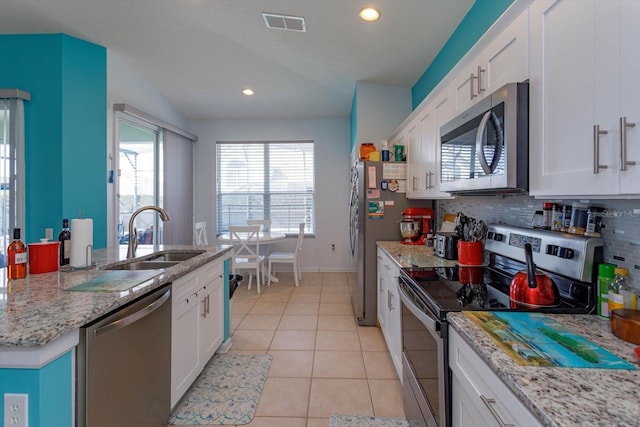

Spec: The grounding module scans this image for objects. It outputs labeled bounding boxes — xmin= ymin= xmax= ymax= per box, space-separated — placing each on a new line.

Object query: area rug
xmin=329 ymin=414 xmax=409 ymax=427
xmin=168 ymin=353 xmax=272 ymax=425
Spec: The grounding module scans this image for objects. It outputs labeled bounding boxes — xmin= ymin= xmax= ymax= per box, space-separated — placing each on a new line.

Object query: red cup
xmin=457 ymin=241 xmax=483 ymax=266
xmin=28 ymin=241 xmax=60 ymax=274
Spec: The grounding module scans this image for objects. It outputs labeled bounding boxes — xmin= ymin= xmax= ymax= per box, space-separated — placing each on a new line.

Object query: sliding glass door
xmin=116 ymin=117 xmax=163 ymax=245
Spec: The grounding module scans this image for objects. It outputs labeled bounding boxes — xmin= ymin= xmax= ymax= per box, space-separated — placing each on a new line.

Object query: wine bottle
xmin=58 ymin=218 xmax=71 ymax=266
xmin=7 ymin=228 xmax=27 ymax=279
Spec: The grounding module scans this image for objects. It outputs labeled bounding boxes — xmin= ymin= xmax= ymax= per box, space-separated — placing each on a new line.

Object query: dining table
xmin=217 ymin=231 xmax=287 ymax=282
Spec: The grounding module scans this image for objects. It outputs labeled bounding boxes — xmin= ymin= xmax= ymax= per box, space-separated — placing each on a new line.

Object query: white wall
xmin=106 ymin=51 xmax=189 ymax=246
xmin=189 ymin=118 xmax=353 ymax=272
xmin=355 ymin=81 xmax=411 ymax=151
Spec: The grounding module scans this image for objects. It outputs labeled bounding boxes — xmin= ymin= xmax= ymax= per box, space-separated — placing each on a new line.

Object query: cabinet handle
xmin=470 ymin=73 xmax=477 ymax=99
xmin=477 ymin=66 xmax=485 ymax=94
xmin=201 ymin=297 xmax=207 ymax=318
xmin=387 ymin=289 xmax=392 ymax=310
xmin=206 ymin=295 xmax=210 ymax=315
xmin=412 ymin=176 xmax=417 ymax=191
xmin=479 ymin=395 xmax=515 ymax=427
xmin=620 ymin=116 xmax=636 ymax=171
xmin=426 ymin=171 xmax=434 ymax=189
xmin=593 ymin=125 xmax=608 ymax=174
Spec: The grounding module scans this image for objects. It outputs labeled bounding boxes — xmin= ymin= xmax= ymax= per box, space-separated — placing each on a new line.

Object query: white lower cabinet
xmin=376 ymin=248 xmax=402 ymax=379
xmin=171 ymin=259 xmax=224 ymax=408
xmin=449 ymin=327 xmax=542 ymax=427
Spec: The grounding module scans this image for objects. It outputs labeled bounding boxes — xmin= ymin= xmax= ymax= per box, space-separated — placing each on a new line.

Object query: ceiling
xmin=0 ymin=0 xmax=474 ymax=121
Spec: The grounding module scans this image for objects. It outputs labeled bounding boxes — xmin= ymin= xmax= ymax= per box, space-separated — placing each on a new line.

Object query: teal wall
xmin=349 ymin=87 xmax=357 ymax=151
xmin=224 ymin=258 xmax=230 ymax=340
xmin=0 ymin=352 xmax=73 ymax=427
xmin=411 ymin=0 xmax=515 ymax=109
xmin=0 ymin=34 xmax=107 ymax=246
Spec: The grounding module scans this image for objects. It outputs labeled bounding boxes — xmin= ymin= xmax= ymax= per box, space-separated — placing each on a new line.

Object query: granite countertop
xmin=377 ymin=241 xmax=458 ymax=268
xmin=448 ymin=312 xmax=640 ymax=427
xmin=0 ymin=244 xmax=232 ymax=348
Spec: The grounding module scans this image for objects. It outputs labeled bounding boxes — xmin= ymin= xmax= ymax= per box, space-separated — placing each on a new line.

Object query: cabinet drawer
xmin=172 ymin=271 xmax=200 ymax=302
xmin=449 ymin=329 xmax=541 ymax=427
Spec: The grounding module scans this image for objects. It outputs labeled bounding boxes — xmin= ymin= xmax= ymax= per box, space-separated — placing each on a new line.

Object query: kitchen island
xmin=0 ymin=244 xmax=232 ymax=427
xmin=448 ymin=312 xmax=640 ymax=427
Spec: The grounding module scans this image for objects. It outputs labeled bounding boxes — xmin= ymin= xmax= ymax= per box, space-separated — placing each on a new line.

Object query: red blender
xmin=400 ymin=208 xmax=434 ymax=245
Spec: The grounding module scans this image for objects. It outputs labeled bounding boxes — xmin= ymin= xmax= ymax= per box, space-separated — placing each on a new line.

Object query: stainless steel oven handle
xmin=398 ymin=283 xmax=437 ymax=330
xmin=480 ymin=395 xmax=515 ymax=427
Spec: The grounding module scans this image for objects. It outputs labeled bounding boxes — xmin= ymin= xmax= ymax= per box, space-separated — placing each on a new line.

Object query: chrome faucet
xmin=127 ymin=205 xmax=171 ymax=258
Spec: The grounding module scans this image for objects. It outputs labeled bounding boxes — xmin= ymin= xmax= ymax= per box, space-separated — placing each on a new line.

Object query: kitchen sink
xmin=102 ymin=261 xmax=181 ymax=271
xmin=149 ymin=250 xmax=205 ymax=262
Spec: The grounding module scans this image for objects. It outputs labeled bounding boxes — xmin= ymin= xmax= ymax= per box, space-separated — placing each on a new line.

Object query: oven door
xmin=399 ymin=278 xmax=447 ymax=427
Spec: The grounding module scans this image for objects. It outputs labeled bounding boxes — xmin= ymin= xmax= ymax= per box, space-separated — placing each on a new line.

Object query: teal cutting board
xmin=464 ymin=311 xmax=636 ymax=370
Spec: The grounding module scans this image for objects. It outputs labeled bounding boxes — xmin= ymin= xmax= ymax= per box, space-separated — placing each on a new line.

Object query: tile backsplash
xmin=437 ymin=196 xmax=640 ymax=289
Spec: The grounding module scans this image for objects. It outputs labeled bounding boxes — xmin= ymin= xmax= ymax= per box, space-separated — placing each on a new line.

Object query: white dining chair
xmin=247 ymin=219 xmax=271 ymax=232
xmin=267 ymin=223 xmax=305 ymax=287
xmin=229 ymin=225 xmax=265 ymax=293
xmin=194 ymin=221 xmax=208 ymax=245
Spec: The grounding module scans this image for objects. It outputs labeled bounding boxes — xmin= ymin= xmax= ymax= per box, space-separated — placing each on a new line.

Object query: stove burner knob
xmin=557 ymin=247 xmax=574 ymax=259
xmin=487 ymin=231 xmax=495 ymax=240
xmin=546 ymin=245 xmax=558 ymax=256
xmin=493 ymin=233 xmax=504 ymax=241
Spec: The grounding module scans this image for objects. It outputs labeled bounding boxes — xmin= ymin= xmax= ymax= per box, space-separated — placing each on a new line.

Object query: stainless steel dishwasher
xmin=77 ymin=284 xmax=171 ymax=427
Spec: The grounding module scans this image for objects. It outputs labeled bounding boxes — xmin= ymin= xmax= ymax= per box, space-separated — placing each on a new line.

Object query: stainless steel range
xmin=398 ymin=224 xmax=603 ymax=427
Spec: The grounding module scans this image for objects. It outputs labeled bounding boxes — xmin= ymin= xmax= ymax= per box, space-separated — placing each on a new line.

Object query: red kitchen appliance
xmin=400 ymin=208 xmax=433 ymax=245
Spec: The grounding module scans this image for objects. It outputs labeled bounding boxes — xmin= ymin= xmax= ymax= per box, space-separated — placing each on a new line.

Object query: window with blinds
xmin=216 ymin=141 xmax=314 ymax=234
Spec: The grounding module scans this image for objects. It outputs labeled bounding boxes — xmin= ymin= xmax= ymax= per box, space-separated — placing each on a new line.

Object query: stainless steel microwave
xmin=439 ymin=81 xmax=528 ymax=194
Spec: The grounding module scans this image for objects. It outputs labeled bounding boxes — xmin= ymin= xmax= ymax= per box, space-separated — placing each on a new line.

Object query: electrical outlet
xmin=331 ymin=243 xmax=335 ymax=251
xmin=4 ymin=393 xmax=28 ymax=427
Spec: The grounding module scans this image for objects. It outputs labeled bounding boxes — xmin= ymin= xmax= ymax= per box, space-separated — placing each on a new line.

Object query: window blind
xmin=216 ymin=141 xmax=314 ymax=234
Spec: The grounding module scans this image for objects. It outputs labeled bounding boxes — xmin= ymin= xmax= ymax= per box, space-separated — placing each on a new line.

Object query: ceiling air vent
xmin=262 ymin=12 xmax=306 ymax=32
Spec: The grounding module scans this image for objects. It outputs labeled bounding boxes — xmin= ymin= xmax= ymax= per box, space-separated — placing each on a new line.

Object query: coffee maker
xmin=400 ymin=208 xmax=434 ymax=245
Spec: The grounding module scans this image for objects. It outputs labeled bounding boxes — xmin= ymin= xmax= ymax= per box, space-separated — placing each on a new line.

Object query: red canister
xmin=28 ymin=241 xmax=60 ymax=274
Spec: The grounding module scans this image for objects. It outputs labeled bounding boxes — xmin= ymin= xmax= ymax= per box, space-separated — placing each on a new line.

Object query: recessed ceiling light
xmin=241 ymin=88 xmax=255 ymax=96
xmin=359 ymin=7 xmax=381 ymax=22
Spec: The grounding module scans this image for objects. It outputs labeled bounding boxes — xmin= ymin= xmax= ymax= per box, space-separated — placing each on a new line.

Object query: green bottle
xmin=597 ymin=263 xmax=616 ymax=317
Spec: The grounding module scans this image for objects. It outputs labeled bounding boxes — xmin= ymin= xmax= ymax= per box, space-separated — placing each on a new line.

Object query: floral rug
xmin=329 ymin=414 xmax=409 ymax=427
xmin=168 ymin=353 xmax=272 ymax=425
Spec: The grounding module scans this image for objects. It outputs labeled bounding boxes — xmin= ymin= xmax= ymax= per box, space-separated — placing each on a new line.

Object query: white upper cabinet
xmin=529 ymin=0 xmax=640 ymax=196
xmin=452 ymin=9 xmax=529 ymax=115
xmin=406 ymin=87 xmax=454 ymax=199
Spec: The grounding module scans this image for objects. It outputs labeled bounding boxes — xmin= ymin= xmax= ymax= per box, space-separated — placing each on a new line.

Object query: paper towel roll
xmin=70 ymin=218 xmax=93 ymax=268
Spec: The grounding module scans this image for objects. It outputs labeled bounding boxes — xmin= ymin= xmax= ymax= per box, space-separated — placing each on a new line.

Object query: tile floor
xmin=226 ymin=271 xmax=406 ymax=427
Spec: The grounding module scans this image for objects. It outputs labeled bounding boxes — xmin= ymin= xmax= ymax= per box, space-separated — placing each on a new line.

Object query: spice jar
xmin=568 ymin=202 xmax=589 ymax=234
xmin=551 ymin=203 xmax=563 ymax=231
xmin=560 ymin=205 xmax=572 ymax=232
xmin=531 ymin=210 xmax=544 ymax=229
xmin=542 ymin=202 xmax=554 ymax=229
xmin=584 ymin=206 xmax=604 ymax=237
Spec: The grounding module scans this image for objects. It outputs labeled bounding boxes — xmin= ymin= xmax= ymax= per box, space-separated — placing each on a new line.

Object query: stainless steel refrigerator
xmin=348 ymin=160 xmax=431 ymax=326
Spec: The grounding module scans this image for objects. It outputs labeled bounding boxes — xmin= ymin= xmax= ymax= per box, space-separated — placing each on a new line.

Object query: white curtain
xmin=163 ymin=129 xmax=194 ymax=244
